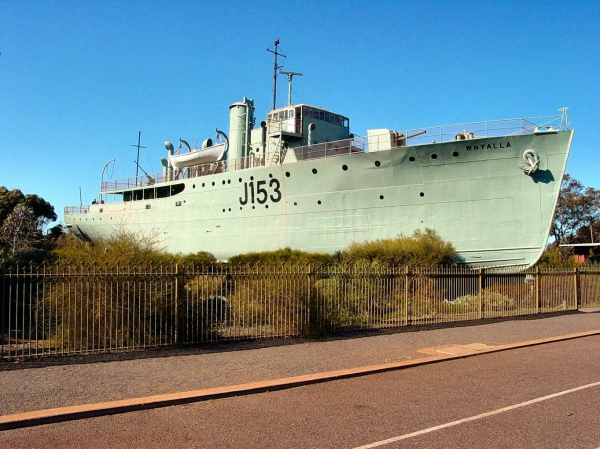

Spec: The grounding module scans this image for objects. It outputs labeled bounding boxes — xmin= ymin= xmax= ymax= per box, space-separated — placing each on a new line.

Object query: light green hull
xmin=66 ymin=129 xmax=573 ymax=267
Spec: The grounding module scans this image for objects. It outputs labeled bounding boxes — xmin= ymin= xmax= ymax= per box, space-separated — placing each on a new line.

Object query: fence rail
xmin=2 ymin=264 xmax=599 ymax=360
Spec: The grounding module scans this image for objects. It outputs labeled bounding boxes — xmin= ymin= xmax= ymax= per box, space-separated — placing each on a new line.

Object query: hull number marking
xmin=239 ymin=178 xmax=282 ymax=205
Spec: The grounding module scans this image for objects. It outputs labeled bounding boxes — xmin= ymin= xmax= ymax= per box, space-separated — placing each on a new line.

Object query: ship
xmin=64 ymin=43 xmax=573 ymax=268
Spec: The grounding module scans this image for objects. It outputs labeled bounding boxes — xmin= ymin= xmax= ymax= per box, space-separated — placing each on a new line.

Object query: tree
xmin=549 ymin=174 xmax=600 ymax=245
xmin=0 ymin=203 xmax=42 ymax=253
xmin=0 ymin=187 xmax=57 ymax=231
xmin=0 ymin=186 xmax=60 ymax=257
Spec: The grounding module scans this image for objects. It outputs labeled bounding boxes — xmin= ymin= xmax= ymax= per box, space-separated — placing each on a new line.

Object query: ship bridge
xmin=265 ymin=104 xmax=350 ymax=147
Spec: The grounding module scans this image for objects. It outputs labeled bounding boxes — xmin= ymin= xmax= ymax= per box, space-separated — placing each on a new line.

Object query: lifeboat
xmin=167 ymin=130 xmax=228 ymax=169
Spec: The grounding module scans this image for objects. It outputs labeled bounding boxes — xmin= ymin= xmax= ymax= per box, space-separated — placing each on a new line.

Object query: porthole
xmin=240 ymin=207 xmax=243 ymax=210
xmin=239 ymin=178 xmax=242 ymax=183
xmin=294 ymin=202 xmax=297 ymax=206
xmin=285 ymin=172 xmax=290 ymax=177
xmin=228 ymin=208 xmax=231 ymax=211
xmin=227 ymin=180 xmax=231 ymax=184
xmin=193 ymin=184 xmax=196 ymax=189
xmin=265 ymin=205 xmax=269 ymax=209
xmin=380 ymin=195 xmax=384 ymax=200
xmin=269 ymin=173 xmax=273 ymax=178
xmin=212 ymin=182 xmax=215 ymax=186
xmin=453 ymin=151 xmax=459 ymax=157
xmin=250 ymin=176 xmax=254 ymax=181
xmin=375 ymin=161 xmax=381 ymax=167
xmin=342 ymin=165 xmax=348 ymax=171
xmin=409 ymin=156 xmax=415 ymax=162
xmin=202 ymin=183 xmax=205 ymax=187
xmin=222 ymin=180 xmax=226 ymax=185
xmin=222 ymin=209 xmax=226 ymax=212
xmin=431 ymin=154 xmax=438 ymax=160
xmin=318 ymin=200 xmax=322 ymax=205
xmin=312 ymin=168 xmax=318 ymax=174
xmin=252 ymin=206 xmax=255 ymax=209
xmin=420 ymin=192 xmax=425 ymax=197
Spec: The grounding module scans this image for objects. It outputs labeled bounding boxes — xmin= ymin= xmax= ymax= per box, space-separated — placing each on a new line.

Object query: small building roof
xmin=559 ymin=243 xmax=599 ymax=247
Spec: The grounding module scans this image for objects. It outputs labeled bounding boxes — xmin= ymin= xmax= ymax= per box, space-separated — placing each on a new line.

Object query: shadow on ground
xmin=0 ymin=310 xmax=586 ymax=371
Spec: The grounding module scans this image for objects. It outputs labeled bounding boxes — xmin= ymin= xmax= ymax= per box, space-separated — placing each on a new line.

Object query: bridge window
xmin=171 ymin=183 xmax=185 ymax=196
xmin=156 ymin=186 xmax=170 ymax=198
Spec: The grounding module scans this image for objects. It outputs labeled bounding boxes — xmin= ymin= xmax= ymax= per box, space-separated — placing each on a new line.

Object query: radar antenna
xmin=267 ymin=39 xmax=286 ymax=110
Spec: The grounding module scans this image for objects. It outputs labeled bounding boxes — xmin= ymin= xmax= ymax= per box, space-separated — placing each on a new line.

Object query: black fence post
xmin=535 ymin=266 xmax=541 ymax=314
xmin=174 ymin=263 xmax=179 ymax=345
xmin=574 ymin=267 xmax=580 ymax=310
xmin=404 ymin=266 xmax=410 ymax=326
xmin=307 ymin=264 xmax=320 ymax=336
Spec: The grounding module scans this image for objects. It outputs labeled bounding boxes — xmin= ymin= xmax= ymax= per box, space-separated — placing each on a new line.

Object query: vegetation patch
xmin=341 ymin=228 xmax=457 ymax=267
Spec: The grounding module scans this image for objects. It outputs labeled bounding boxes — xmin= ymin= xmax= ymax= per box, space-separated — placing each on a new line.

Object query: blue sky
xmin=1 ymin=0 xmax=599 ymax=228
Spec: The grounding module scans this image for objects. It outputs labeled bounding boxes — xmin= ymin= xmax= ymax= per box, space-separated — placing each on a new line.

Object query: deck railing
xmin=2 ymin=263 xmax=597 ymax=361
xmin=86 ymin=114 xmax=565 ymax=200
xmin=395 ymin=114 xmax=564 ymax=146
xmin=63 ymin=206 xmax=90 ymax=215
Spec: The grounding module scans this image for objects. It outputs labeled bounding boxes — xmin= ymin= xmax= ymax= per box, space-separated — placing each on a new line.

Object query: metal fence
xmin=2 ymin=264 xmax=599 ymax=360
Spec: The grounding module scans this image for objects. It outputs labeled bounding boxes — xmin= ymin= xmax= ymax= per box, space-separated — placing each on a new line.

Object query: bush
xmin=52 ymin=230 xmax=216 ymax=268
xmin=341 ymin=228 xmax=457 ymax=267
xmin=312 ymin=260 xmax=408 ymax=331
xmin=228 ymin=247 xmax=333 ymax=266
xmin=179 ymin=251 xmax=217 ymax=267
xmin=446 ymin=288 xmax=515 ymax=313
xmin=536 ymin=245 xmax=578 ymax=267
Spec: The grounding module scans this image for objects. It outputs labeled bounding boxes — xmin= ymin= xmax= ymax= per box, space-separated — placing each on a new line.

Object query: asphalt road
xmin=1 ymin=335 xmax=598 ymax=448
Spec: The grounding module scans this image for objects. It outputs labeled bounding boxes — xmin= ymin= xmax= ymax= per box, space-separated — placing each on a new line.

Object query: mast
xmin=132 ymin=131 xmax=145 ymax=179
xmin=267 ymin=39 xmax=286 ymax=110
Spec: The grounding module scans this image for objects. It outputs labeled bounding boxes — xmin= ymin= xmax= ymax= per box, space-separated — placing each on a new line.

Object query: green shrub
xmin=228 ymin=247 xmax=333 ymax=266
xmin=341 ymin=228 xmax=456 ymax=267
xmin=446 ymin=288 xmax=515 ymax=313
xmin=52 ymin=230 xmax=216 ymax=268
xmin=313 ymin=260 xmax=405 ymax=331
xmin=536 ymin=245 xmax=578 ymax=267
xmin=179 ymin=251 xmax=217 ymax=267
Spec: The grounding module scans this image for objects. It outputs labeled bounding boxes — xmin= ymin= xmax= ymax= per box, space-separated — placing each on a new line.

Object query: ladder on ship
xmin=270 ymin=139 xmax=288 ymax=165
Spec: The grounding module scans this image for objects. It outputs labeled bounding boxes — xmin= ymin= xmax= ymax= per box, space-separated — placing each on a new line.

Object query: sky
xmin=1 ymin=0 xmax=599 ymax=229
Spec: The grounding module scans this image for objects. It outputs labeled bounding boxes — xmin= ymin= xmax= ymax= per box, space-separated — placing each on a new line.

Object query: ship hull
xmin=66 ymin=130 xmax=573 ymax=267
